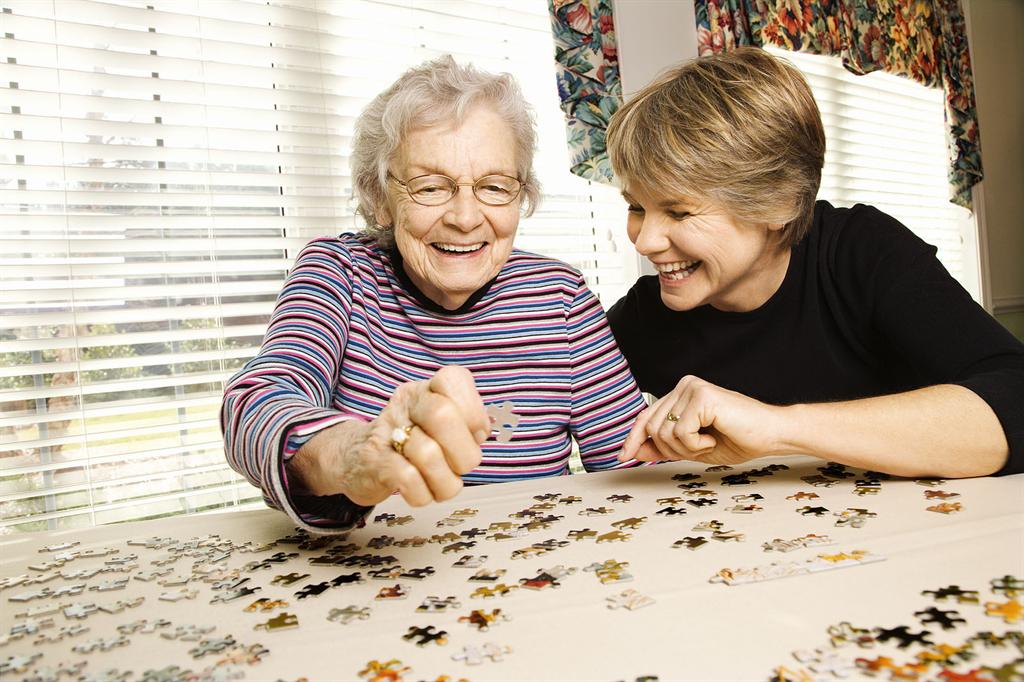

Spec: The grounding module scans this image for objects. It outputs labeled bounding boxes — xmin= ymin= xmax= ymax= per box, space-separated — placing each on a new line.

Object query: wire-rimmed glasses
xmin=387 ymin=171 xmax=523 ymax=207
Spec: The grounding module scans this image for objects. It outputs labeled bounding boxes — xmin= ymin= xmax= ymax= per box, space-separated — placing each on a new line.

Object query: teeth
xmin=434 ymin=243 xmax=484 ymax=253
xmin=654 ymin=260 xmax=699 ymax=273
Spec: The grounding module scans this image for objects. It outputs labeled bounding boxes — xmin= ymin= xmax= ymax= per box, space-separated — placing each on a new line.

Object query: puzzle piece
xmin=568 ymin=529 xmax=597 ymax=541
xmin=458 ymin=609 xmax=510 ymax=631
xmin=799 ymin=475 xmax=838 ymax=488
xmin=916 ymin=643 xmax=975 ymax=667
xmin=924 ymin=490 xmax=961 ymax=500
xmin=584 ymin=560 xmax=632 ymax=584
xmin=403 ymin=625 xmax=448 ymax=647
xmin=72 ymin=635 xmax=130 ymax=653
xmin=914 ymin=606 xmax=967 ymax=630
xmin=656 ymin=506 xmax=688 ymax=516
xmin=596 ymin=531 xmax=632 ymax=543
xmin=451 ymin=642 xmax=511 ymax=665
xmin=188 ymin=635 xmax=238 ymax=659
xmin=111 ymin=618 xmax=167 ymax=638
xmin=271 ymin=572 xmax=308 ymax=586
xmin=332 ymin=572 xmax=365 ymax=586
xmin=486 ymin=401 xmax=519 ymax=444
xmin=672 ymin=537 xmax=708 ymax=550
xmin=210 ymin=586 xmax=260 ymax=604
xmin=0 ymin=653 xmax=43 ymax=674
xmin=328 ymin=605 xmax=371 ymax=624
xmin=519 ymin=571 xmax=562 ymax=590
xmin=417 ymin=596 xmax=461 ymax=612
xmin=253 ymin=612 xmax=298 ymax=631
xmin=468 ymin=569 xmax=506 ymax=582
xmin=579 ymin=507 xmax=614 ymax=516
xmin=375 ymin=584 xmax=408 ymax=600
xmin=470 ymin=583 xmax=517 ymax=599
xmin=158 ymin=585 xmax=198 ymax=602
xmin=826 ymin=621 xmax=876 ymax=648
xmin=452 ymin=555 xmax=488 ymax=568
xmin=368 ymin=566 xmax=404 ymax=580
xmin=797 ymin=506 xmax=829 ymax=516
xmin=605 ymin=589 xmax=655 ymax=611
xmin=873 ymin=625 xmax=933 ymax=648
xmin=762 ymin=534 xmax=834 ymax=553
xmin=853 ymin=481 xmax=882 ymax=496
xmin=160 ymin=624 xmax=215 ymax=641
xmin=294 ymin=582 xmax=331 ymax=599
xmin=368 ymin=535 xmax=395 ymax=549
xmin=692 ymin=520 xmax=725 ymax=533
xmin=442 ymin=541 xmax=476 ymax=554
xmin=984 ymin=598 xmax=1023 ymax=624
xmin=612 ymin=517 xmax=647 ymax=530
xmin=922 ymin=586 xmax=980 ymax=604
xmin=927 ymin=502 xmax=963 ymax=514
xmin=607 ymin=494 xmax=633 ymax=503
xmin=792 ymin=649 xmax=857 ymax=678
xmin=393 ymin=536 xmax=427 ymax=548
xmin=358 ymin=659 xmax=410 ymax=681
xmin=244 ymin=598 xmax=289 ymax=612
xmin=991 ymin=575 xmax=1024 ymax=598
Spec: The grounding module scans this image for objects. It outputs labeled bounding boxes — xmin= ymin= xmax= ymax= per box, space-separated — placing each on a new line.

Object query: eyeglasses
xmin=387 ymin=171 xmax=523 ymax=207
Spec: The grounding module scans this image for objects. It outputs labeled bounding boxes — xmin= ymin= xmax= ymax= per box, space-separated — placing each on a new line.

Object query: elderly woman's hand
xmin=292 ymin=365 xmax=489 ymax=508
xmin=618 ymin=375 xmax=791 ymax=466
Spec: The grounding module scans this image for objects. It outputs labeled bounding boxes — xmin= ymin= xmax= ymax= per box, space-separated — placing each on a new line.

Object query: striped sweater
xmin=221 ymin=233 xmax=648 ymax=532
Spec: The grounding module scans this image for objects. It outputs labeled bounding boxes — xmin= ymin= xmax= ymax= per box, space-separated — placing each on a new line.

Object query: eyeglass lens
xmin=404 ymin=174 xmax=520 ymax=206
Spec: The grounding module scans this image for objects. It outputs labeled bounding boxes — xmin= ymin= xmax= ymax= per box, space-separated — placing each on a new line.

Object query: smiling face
xmin=622 ymin=184 xmax=791 ymax=313
xmin=378 ymin=105 xmax=522 ymax=310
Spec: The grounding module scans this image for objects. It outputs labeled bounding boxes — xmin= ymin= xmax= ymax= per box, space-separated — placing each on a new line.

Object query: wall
xmin=964 ymin=0 xmax=1024 ymax=340
xmin=614 ymin=0 xmax=698 ymax=98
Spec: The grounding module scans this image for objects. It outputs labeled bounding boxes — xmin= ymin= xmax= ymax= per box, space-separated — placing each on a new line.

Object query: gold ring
xmin=666 ymin=412 xmax=679 ymax=423
xmin=390 ymin=424 xmax=413 ymax=456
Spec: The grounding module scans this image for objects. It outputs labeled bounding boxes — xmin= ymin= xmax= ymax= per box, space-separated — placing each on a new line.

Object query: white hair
xmin=350 ymin=55 xmax=540 ymax=245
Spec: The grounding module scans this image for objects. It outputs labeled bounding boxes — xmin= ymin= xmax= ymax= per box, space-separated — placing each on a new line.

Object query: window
xmin=765 ymin=46 xmax=979 ymax=299
xmin=0 ymin=0 xmax=635 ymax=532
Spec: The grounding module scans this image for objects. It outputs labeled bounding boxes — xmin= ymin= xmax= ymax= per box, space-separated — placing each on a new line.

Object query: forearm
xmin=776 ymin=384 xmax=1009 ymax=478
xmin=287 ymin=419 xmax=373 ymax=497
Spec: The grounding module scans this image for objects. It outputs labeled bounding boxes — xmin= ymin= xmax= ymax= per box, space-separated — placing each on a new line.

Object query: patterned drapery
xmin=549 ymin=0 xmax=622 ymax=183
xmin=694 ymin=0 xmax=982 ymax=210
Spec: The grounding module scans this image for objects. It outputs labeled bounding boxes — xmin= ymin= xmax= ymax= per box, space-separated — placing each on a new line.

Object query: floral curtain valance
xmin=549 ymin=0 xmax=622 ymax=183
xmin=548 ymin=0 xmax=982 ymax=210
xmin=694 ymin=0 xmax=982 ymax=210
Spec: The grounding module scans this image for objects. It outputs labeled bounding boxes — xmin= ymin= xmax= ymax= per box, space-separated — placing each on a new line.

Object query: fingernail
xmin=475 ymin=429 xmax=490 ymax=443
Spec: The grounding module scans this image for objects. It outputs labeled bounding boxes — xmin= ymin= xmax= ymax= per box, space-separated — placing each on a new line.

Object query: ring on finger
xmin=666 ymin=412 xmax=680 ymax=423
xmin=390 ymin=424 xmax=414 ymax=456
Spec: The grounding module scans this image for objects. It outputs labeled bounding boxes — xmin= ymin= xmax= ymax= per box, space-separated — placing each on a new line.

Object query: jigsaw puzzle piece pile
xmin=769 ymin=575 xmax=1024 ymax=681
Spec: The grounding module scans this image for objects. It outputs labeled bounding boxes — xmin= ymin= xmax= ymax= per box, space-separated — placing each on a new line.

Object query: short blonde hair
xmin=351 ymin=55 xmax=540 ymax=246
xmin=607 ymin=47 xmax=825 ymax=248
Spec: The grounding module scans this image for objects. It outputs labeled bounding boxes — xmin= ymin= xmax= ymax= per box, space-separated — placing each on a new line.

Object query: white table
xmin=2 ymin=456 xmax=1022 ymax=681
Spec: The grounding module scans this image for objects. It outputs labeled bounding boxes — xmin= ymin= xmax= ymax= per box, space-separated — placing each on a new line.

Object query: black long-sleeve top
xmin=607 ymin=201 xmax=1024 ymax=475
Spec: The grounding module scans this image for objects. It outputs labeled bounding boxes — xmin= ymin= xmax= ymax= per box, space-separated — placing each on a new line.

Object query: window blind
xmin=765 ymin=46 xmax=976 ymax=294
xmin=0 ymin=0 xmax=634 ymax=532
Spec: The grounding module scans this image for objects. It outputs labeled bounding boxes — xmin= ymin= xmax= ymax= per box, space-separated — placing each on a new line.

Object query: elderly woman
xmin=606 ymin=48 xmax=1024 ymax=478
xmin=222 ymin=56 xmax=646 ymax=532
